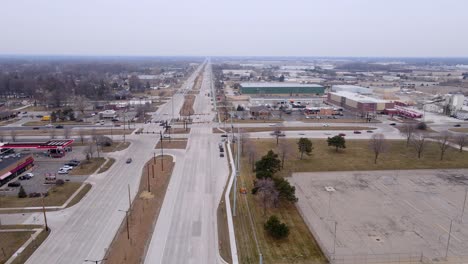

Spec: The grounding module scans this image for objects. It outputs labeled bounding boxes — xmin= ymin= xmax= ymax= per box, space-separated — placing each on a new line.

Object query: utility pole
xmin=445 ymin=219 xmax=453 ymax=259
xmin=127 ymin=184 xmax=131 ymax=211
xmin=160 ymin=131 xmax=164 ymax=171
xmin=147 ymin=164 xmax=151 ymax=192
xmin=42 ymin=196 xmax=49 ymax=231
xmin=461 ymin=188 xmax=467 ymax=222
xmin=118 ymin=209 xmax=130 ymax=240
xmin=333 ymin=221 xmax=337 ymax=258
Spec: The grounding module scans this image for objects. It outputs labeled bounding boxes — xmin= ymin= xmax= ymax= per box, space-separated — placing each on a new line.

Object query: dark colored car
xmin=126 ymin=158 xmax=132 ymax=164
xmin=389 ymin=123 xmax=396 ymax=126
xmin=7 ymin=181 xmax=21 ymax=187
xmin=221 ymin=134 xmax=228 ymax=138
xmin=55 ymin=125 xmax=64 ymax=129
xmin=454 ymin=124 xmax=461 ymax=127
xmin=220 ymin=153 xmax=224 ymax=157
xmin=33 ymin=127 xmax=40 ymax=130
xmin=367 ymin=130 xmax=374 ymax=133
xmin=353 ymin=131 xmax=362 ymax=134
xmin=338 ymin=133 xmax=346 ymax=137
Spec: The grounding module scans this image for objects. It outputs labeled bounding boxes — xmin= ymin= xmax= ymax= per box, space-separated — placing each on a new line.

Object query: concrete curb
xmin=224 ymin=143 xmax=239 ymax=264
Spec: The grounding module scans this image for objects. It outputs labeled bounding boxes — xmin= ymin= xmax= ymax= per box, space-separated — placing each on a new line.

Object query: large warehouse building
xmin=240 ymin=82 xmax=325 ymax=95
xmin=327 ymin=91 xmax=394 ymax=114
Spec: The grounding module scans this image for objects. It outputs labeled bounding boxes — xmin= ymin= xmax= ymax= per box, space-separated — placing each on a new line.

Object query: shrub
xmin=56 ymin=179 xmax=65 ymax=186
xmin=18 ymin=186 xmax=27 ymax=198
xmin=264 ymin=215 xmax=290 ymax=239
xmin=416 ymin=122 xmax=427 ymax=130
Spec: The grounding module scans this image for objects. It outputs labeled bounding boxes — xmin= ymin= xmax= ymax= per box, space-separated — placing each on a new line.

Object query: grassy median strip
xmin=155 ymin=139 xmax=188 ymax=149
xmin=98 ymin=158 xmax=116 ymax=174
xmin=101 ymin=142 xmax=130 ymax=153
xmin=0 ymin=182 xmax=82 ymax=208
xmin=212 ymin=126 xmax=375 ymax=134
xmin=67 ymin=183 xmax=92 ymax=208
xmin=450 ymin=127 xmax=468 ymax=133
xmin=0 ymin=231 xmax=35 ymax=263
xmin=69 ymin=157 xmax=106 ymax=175
xmin=104 ymin=156 xmax=174 ymax=263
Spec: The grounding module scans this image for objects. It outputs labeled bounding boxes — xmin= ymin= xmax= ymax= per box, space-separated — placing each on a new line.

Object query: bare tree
xmin=369 ymin=133 xmax=388 ymax=164
xmin=64 ymin=127 xmax=71 ymax=139
xmin=278 ymin=139 xmax=290 ymax=169
xmin=10 ymin=130 xmax=17 ymax=142
xmin=84 ymin=142 xmax=95 ymax=159
xmin=454 ymin=134 xmax=467 ymax=152
xmin=411 ymin=133 xmax=427 ymax=159
xmin=240 ymin=129 xmax=246 ymax=156
xmin=74 ymin=95 xmax=90 ymax=116
xmin=91 ymin=128 xmax=98 ymax=143
xmin=49 ymin=129 xmax=56 ymax=139
xmin=254 ymin=178 xmax=278 ymax=216
xmin=401 ymin=123 xmax=416 ymax=147
xmin=245 ymin=139 xmax=257 ymax=172
xmin=78 ymin=129 xmax=86 ymax=144
xmin=436 ymin=131 xmax=452 ymax=160
xmin=273 ymin=123 xmax=284 ymax=145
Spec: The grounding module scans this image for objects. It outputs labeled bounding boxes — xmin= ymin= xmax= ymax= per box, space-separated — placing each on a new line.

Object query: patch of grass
xmin=101 ymin=142 xmax=130 ymax=153
xmin=0 ymin=118 xmax=20 ymax=126
xmin=155 ymin=139 xmax=188 ymax=149
xmin=67 ymin=183 xmax=92 ymax=208
xmin=10 ymin=228 xmax=50 ymax=264
xmin=212 ymin=126 xmax=375 ymax=134
xmin=251 ymin=139 xmax=468 ymax=176
xmin=98 ymin=158 xmax=116 ymax=173
xmin=450 ymin=127 xmax=468 ymax=133
xmin=69 ymin=157 xmax=106 ymax=175
xmin=231 ymin=119 xmax=283 ymax=123
xmin=0 ymin=231 xmax=34 ymax=263
xmin=0 ymin=182 xmax=82 ymax=208
xmin=234 ymin=142 xmax=327 ymax=263
xmin=23 ymin=121 xmax=92 ymax=126
xmin=300 ymin=118 xmax=381 ymax=123
xmin=0 ymin=225 xmax=42 ymax=230
xmin=217 ymin=144 xmax=232 ymax=263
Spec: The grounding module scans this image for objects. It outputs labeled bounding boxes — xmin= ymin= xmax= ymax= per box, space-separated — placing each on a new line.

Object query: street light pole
xmin=42 ymin=196 xmax=49 ymax=231
xmin=159 ymin=131 xmax=164 ymax=171
xmin=118 ymin=210 xmax=130 ymax=240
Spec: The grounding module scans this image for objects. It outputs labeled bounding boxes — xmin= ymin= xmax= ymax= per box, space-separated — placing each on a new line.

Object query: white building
xmin=331 ymin=85 xmax=373 ymax=95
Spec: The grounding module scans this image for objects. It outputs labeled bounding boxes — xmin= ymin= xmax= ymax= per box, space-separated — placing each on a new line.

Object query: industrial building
xmin=331 ymin=85 xmax=373 ymax=94
xmin=327 ymin=91 xmax=394 ymax=114
xmin=240 ymin=82 xmax=324 ymax=95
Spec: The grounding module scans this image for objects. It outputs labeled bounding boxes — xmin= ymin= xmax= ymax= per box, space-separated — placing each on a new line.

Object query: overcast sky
xmin=1 ymin=0 xmax=467 ymax=57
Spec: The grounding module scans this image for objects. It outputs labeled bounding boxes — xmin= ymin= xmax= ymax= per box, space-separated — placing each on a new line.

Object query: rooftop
xmin=330 ymin=91 xmax=389 ymax=103
xmin=241 ymin=82 xmax=323 ymax=88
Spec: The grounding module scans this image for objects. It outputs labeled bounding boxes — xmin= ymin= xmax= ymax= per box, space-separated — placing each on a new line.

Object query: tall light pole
xmin=445 ymin=219 xmax=453 ymax=259
xmin=159 ymin=131 xmax=164 ymax=171
xmin=118 ymin=209 xmax=130 ymax=240
xmin=42 ymin=195 xmax=49 ymax=231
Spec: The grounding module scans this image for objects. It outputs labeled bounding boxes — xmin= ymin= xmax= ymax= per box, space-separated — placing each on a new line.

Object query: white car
xmin=268 ymin=124 xmax=276 ymax=127
xmin=25 ymin=172 xmax=34 ymax=178
xmin=163 ymin=134 xmax=171 ymax=139
xmin=62 ymin=165 xmax=73 ymax=170
xmin=45 ymin=124 xmax=54 ymax=127
xmin=322 ymin=124 xmax=330 ymax=127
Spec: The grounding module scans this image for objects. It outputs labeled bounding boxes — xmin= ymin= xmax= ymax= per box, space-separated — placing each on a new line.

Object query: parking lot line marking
xmin=404 ymin=200 xmax=423 ymax=214
xmin=436 ymin=224 xmax=461 ymax=243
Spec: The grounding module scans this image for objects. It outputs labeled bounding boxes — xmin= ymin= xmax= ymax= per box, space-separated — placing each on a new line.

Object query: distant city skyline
xmin=1 ymin=0 xmax=467 ymax=57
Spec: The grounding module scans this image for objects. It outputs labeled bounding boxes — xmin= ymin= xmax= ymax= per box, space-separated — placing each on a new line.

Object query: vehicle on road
xmin=7 ymin=181 xmax=21 ymax=187
xmin=221 ymin=134 xmax=228 ymax=138
xmin=299 ymin=133 xmax=305 ymax=135
xmin=163 ymin=134 xmax=170 ymax=139
xmin=322 ymin=124 xmax=330 ymax=127
xmin=389 ymin=123 xmax=396 ymax=126
xmin=55 ymin=125 xmax=64 ymax=129
xmin=353 ymin=131 xmax=362 ymax=134
xmin=126 ymin=158 xmax=132 ymax=164
xmin=220 ymin=153 xmax=224 ymax=157
xmin=33 ymin=127 xmax=40 ymax=130
xmin=45 ymin=124 xmax=54 ymax=127
xmin=268 ymin=124 xmax=276 ymax=127
xmin=339 ymin=133 xmax=346 ymax=137
xmin=367 ymin=130 xmax=374 ymax=133
xmin=454 ymin=124 xmax=461 ymax=127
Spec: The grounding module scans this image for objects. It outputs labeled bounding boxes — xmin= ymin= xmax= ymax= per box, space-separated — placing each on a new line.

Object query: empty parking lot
xmin=290 ymin=169 xmax=468 ymax=263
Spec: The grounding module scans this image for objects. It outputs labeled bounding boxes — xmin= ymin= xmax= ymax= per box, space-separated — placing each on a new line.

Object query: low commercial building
xmin=99 ymin=110 xmax=117 ymax=119
xmin=327 ymin=91 xmax=394 ymax=114
xmin=0 ymin=151 xmax=34 ymax=187
xmin=240 ymin=82 xmax=325 ymax=96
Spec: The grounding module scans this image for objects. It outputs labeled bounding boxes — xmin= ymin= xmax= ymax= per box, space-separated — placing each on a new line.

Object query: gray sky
xmin=1 ymin=0 xmax=467 ymax=57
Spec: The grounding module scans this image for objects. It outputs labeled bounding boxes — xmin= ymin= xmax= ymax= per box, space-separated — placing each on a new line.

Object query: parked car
xmin=58 ymin=170 xmax=69 ymax=174
xmin=126 ymin=158 xmax=132 ymax=164
xmin=19 ymin=173 xmax=34 ymax=180
xmin=66 ymin=160 xmax=80 ymax=166
xmin=7 ymin=181 xmax=21 ymax=187
xmin=29 ymin=192 xmax=42 ymax=198
xmin=62 ymin=165 xmax=73 ymax=170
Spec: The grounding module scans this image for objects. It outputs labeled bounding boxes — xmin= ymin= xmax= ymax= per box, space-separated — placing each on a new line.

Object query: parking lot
xmin=290 ymin=169 xmax=468 ymax=262
xmin=0 ymin=147 xmax=88 ymax=196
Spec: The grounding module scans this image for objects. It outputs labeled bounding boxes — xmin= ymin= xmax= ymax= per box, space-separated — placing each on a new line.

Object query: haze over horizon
xmin=2 ymin=0 xmax=468 ymax=57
